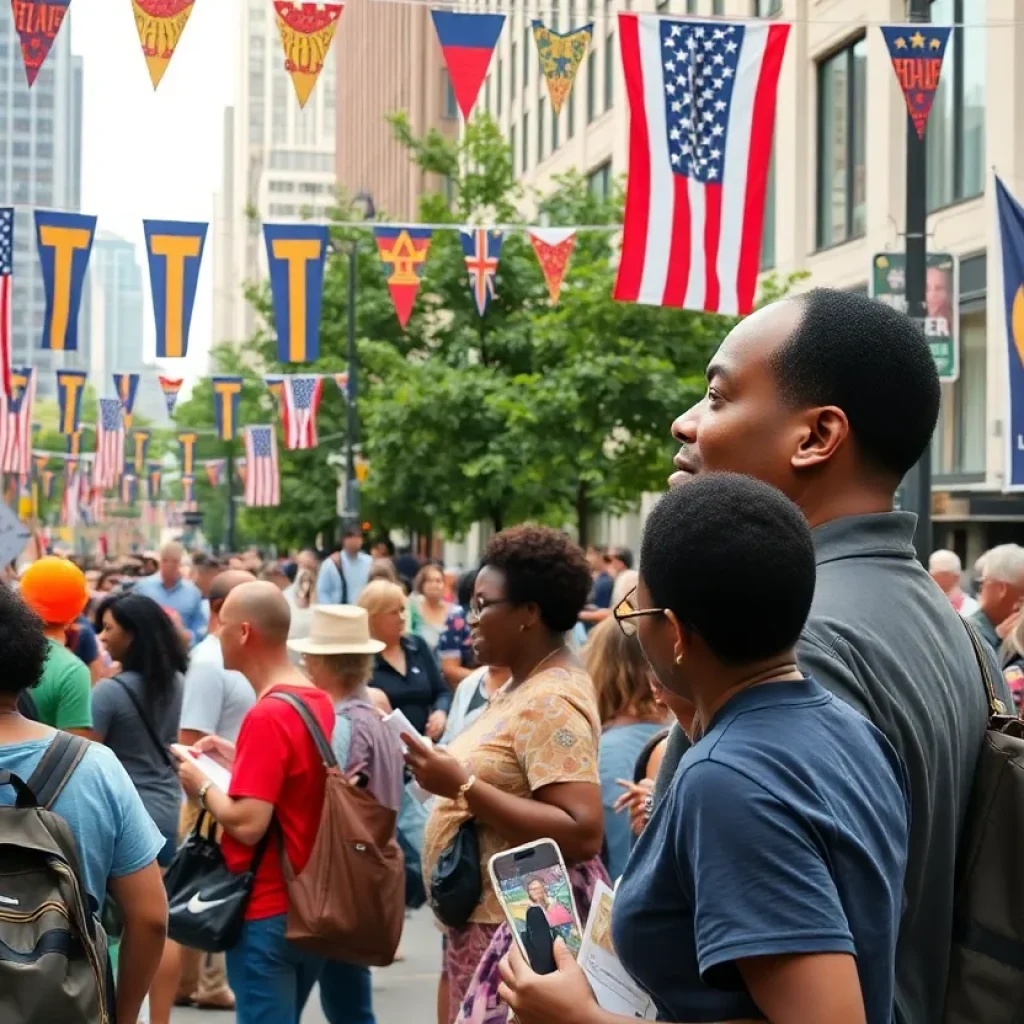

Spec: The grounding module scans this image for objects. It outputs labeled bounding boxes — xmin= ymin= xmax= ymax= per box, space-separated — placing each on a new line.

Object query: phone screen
xmin=491 ymin=841 xmax=583 ymax=974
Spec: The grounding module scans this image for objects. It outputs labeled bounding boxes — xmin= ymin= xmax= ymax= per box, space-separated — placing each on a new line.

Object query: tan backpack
xmin=268 ymin=692 xmax=405 ymax=966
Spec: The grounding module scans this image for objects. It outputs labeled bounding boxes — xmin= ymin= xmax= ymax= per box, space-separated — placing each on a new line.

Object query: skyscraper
xmin=0 ymin=16 xmax=85 ymax=398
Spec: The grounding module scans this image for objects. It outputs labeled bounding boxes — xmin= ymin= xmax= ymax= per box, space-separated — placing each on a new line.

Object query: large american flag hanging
xmin=0 ymin=368 xmax=35 ymax=475
xmin=281 ymin=375 xmax=324 ymax=450
xmin=0 ymin=208 xmax=12 ymax=397
xmin=244 ymin=425 xmax=280 ymax=507
xmin=613 ymin=15 xmax=788 ymax=315
xmin=93 ymin=397 xmax=125 ymax=491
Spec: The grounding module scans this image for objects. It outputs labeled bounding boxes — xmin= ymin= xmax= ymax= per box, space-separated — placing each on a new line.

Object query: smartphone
xmin=488 ymin=839 xmax=584 ymax=975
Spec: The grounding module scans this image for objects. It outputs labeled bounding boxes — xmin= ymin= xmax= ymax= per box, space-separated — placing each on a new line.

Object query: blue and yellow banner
xmin=997 ymin=175 xmax=1024 ymax=489
xmin=144 ymin=219 xmax=207 ymax=359
xmin=66 ymin=430 xmax=82 ymax=458
xmin=55 ymin=369 xmax=87 ymax=435
xmin=212 ymin=375 xmax=243 ymax=441
xmin=263 ymin=224 xmax=329 ymax=363
xmin=182 ymin=474 xmax=195 ymax=504
xmin=35 ymin=211 xmax=96 ymax=352
xmin=177 ymin=431 xmax=198 ymax=477
xmin=121 ymin=473 xmax=137 ymax=506
xmin=113 ymin=372 xmax=141 ymax=429
xmin=133 ymin=429 xmax=151 ymax=475
xmin=148 ymin=461 xmax=162 ymax=500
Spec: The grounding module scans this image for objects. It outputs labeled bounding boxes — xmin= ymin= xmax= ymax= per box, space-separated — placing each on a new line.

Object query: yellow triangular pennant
xmin=131 ymin=0 xmax=197 ymax=90
xmin=274 ymin=1 xmax=345 ymax=109
xmin=532 ymin=20 xmax=593 ymax=116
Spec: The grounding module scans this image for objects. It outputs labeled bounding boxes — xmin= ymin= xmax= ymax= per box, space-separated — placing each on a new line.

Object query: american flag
xmin=0 ymin=368 xmax=35 ymax=475
xmin=281 ymin=375 xmax=324 ymax=450
xmin=61 ymin=466 xmax=81 ymax=528
xmin=93 ymin=397 xmax=125 ymax=491
xmin=244 ymin=426 xmax=280 ymax=507
xmin=614 ymin=15 xmax=789 ymax=314
xmin=459 ymin=229 xmax=504 ymax=316
xmin=0 ymin=209 xmax=12 ymax=397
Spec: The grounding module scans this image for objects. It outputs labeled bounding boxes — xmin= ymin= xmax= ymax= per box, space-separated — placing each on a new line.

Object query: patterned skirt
xmin=444 ymin=857 xmax=609 ymax=1024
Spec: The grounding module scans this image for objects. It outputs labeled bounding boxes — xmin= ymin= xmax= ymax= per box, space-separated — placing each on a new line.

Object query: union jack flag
xmin=281 ymin=375 xmax=324 ymax=450
xmin=93 ymin=398 xmax=125 ymax=491
xmin=459 ymin=228 xmax=504 ymax=316
xmin=244 ymin=426 xmax=280 ymax=507
xmin=0 ymin=368 xmax=35 ymax=475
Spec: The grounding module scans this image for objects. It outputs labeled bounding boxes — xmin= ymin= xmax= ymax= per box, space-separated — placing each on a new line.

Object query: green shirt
xmin=31 ymin=639 xmax=93 ymax=730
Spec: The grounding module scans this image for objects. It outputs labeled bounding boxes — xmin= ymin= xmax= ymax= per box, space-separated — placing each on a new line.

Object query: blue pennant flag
xmin=55 ymin=370 xmax=87 ymax=435
xmin=212 ymin=376 xmax=243 ymax=442
xmin=113 ymin=372 xmax=141 ymax=429
xmin=144 ymin=219 xmax=207 ymax=359
xmin=880 ymin=25 xmax=951 ymax=140
xmin=35 ymin=211 xmax=96 ymax=351
xmin=263 ymin=224 xmax=329 ymax=363
xmin=997 ymin=175 xmax=1024 ymax=489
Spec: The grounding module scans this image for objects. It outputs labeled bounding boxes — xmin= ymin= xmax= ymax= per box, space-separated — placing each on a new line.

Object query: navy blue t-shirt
xmin=71 ymin=616 xmax=98 ymax=665
xmin=613 ymin=677 xmax=909 ymax=1023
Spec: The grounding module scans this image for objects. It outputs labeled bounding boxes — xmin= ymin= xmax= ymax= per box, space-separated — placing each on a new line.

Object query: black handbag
xmin=164 ymin=810 xmax=272 ymax=952
xmin=429 ymin=819 xmax=482 ymax=928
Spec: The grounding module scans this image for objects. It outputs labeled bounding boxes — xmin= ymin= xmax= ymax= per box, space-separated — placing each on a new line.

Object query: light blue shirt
xmin=133 ymin=573 xmax=205 ymax=646
xmin=0 ymin=738 xmax=165 ymax=908
xmin=316 ymin=550 xmax=373 ymax=604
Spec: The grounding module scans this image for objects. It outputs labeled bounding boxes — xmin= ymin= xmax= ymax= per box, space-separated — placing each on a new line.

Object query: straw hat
xmin=287 ymin=605 xmax=385 ymax=656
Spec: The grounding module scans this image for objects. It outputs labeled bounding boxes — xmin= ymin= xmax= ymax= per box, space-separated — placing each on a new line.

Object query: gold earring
xmin=675 ymin=654 xmax=683 ymax=665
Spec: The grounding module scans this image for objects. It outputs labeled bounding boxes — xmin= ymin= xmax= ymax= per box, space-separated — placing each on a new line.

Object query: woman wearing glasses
xmin=405 ymin=525 xmax=606 ymax=1024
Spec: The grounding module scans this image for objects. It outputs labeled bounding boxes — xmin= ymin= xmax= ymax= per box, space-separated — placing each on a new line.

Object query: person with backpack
xmin=316 ymin=527 xmax=373 ymax=605
xmin=0 ymin=577 xmax=168 ymax=1024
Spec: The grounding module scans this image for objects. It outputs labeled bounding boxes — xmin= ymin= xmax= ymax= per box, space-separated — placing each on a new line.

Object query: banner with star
xmin=273 ymin=1 xmax=344 ymax=108
xmin=131 ymin=0 xmax=196 ymax=89
xmin=532 ymin=21 xmax=592 ymax=116
xmin=374 ymin=226 xmax=432 ymax=328
xmin=12 ymin=1 xmax=71 ymax=87
xmin=880 ymin=25 xmax=951 ymax=140
xmin=529 ymin=228 xmax=577 ymax=305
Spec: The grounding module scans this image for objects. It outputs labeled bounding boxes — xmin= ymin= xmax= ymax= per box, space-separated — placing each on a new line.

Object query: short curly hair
xmin=481 ymin=525 xmax=592 ymax=633
xmin=0 ymin=583 xmax=50 ymax=696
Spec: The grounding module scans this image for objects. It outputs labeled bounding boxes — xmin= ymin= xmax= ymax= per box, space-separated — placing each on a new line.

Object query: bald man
xmin=174 ymin=583 xmax=336 ymax=1017
xmin=134 ymin=540 xmax=206 ymax=646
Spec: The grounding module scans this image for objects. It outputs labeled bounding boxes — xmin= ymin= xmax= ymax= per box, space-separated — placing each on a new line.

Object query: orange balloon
xmin=20 ymin=556 xmax=88 ymax=627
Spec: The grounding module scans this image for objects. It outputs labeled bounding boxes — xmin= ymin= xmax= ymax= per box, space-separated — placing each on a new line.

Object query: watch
xmin=197 ymin=780 xmax=213 ymax=810
xmin=457 ymin=774 xmax=477 ymax=803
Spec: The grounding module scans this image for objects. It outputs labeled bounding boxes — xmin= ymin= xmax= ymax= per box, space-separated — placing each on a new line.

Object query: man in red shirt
xmin=176 ymin=581 xmax=335 ymax=1024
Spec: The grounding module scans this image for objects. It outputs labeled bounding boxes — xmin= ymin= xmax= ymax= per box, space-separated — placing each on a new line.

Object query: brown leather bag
xmin=268 ymin=692 xmax=405 ymax=966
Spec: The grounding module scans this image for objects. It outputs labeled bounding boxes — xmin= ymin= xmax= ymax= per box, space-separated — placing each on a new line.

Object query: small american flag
xmin=281 ymin=375 xmax=324 ymax=450
xmin=0 ymin=368 xmax=35 ymax=475
xmin=61 ymin=467 xmax=80 ymax=528
xmin=614 ymin=15 xmax=789 ymax=314
xmin=93 ymin=398 xmax=125 ymax=491
xmin=0 ymin=209 xmax=12 ymax=397
xmin=244 ymin=426 xmax=280 ymax=507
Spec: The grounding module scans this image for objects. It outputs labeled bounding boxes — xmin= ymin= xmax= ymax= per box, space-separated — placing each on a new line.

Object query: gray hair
xmin=928 ymin=549 xmax=962 ymax=574
xmin=980 ymin=544 xmax=1024 ymax=586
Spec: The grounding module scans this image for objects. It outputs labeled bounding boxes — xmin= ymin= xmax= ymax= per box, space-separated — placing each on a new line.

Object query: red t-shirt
xmin=222 ymin=683 xmax=335 ymax=920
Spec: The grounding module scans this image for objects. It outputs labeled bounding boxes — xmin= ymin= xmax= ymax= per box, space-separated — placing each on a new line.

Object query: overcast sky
xmin=70 ymin=0 xmax=242 ymax=384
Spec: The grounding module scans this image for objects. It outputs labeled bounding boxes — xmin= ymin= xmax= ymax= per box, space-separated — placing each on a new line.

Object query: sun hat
xmin=287 ymin=605 xmax=386 ymax=656
xmin=19 ymin=557 xmax=89 ymax=626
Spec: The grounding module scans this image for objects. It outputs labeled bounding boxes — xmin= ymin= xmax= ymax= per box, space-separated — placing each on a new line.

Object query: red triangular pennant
xmin=374 ymin=226 xmax=432 ymax=328
xmin=529 ymin=228 xmax=577 ymax=305
xmin=431 ymin=11 xmax=505 ymax=120
xmin=12 ymin=0 xmax=72 ymax=87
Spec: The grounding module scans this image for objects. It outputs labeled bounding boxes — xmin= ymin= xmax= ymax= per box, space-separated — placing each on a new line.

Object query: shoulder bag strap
xmin=330 ymin=553 xmax=349 ymax=604
xmin=267 ymin=691 xmax=338 ymax=770
xmin=113 ymin=677 xmax=175 ymax=769
xmin=25 ymin=732 xmax=90 ymax=810
xmin=961 ymin=617 xmax=1007 ymax=718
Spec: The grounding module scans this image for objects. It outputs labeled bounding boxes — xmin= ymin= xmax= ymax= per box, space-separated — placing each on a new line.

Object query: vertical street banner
xmin=529 ymin=228 xmax=577 ymax=305
xmin=532 ymin=21 xmax=592 ymax=115
xmin=113 ymin=371 xmax=141 ymax=429
xmin=132 ymin=428 xmax=150 ymax=475
xmin=148 ymin=460 xmax=162 ymax=500
xmin=374 ymin=227 xmax=432 ymax=328
xmin=211 ymin=375 xmax=243 ymax=441
xmin=460 ymin=228 xmax=504 ymax=316
xmin=264 ymin=224 xmax=329 ymax=363
xmin=177 ymin=431 xmax=198 ymax=477
xmin=35 ymin=211 xmax=96 ymax=351
xmin=181 ymin=474 xmax=195 ymax=506
xmin=870 ymin=252 xmax=959 ymax=382
xmin=131 ymin=0 xmax=197 ymax=89
xmin=880 ymin=25 xmax=952 ymax=140
xmin=66 ymin=429 xmax=81 ymax=457
xmin=55 ymin=369 xmax=87 ymax=435
xmin=996 ymin=176 xmax=1024 ymax=490
xmin=158 ymin=375 xmax=183 ymax=414
xmin=144 ymin=220 xmax=207 ymax=358
xmin=431 ymin=11 xmax=505 ymax=120
xmin=273 ymin=1 xmax=345 ymax=108
xmin=12 ymin=0 xmax=71 ymax=86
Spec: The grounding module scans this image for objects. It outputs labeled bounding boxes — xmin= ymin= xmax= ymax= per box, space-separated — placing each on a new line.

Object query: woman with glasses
xmin=405 ymin=525 xmax=606 ymax=1024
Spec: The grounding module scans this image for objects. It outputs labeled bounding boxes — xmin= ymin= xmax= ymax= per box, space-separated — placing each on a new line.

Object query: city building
xmin=0 ymin=15 xmax=86 ymax=397
xmin=212 ymin=0 xmax=338 ymax=353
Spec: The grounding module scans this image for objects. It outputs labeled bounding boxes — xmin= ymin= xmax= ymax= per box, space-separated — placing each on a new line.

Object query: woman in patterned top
xmin=406 ymin=526 xmax=606 ymax=1024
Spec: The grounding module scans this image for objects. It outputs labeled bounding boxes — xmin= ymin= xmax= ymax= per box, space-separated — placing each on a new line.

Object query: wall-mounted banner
xmin=273 ymin=1 xmax=344 ymax=108
xmin=212 ymin=375 xmax=243 ymax=441
xmin=529 ymin=228 xmax=577 ymax=305
xmin=131 ymin=0 xmax=196 ymax=89
xmin=880 ymin=25 xmax=951 ymax=140
xmin=996 ymin=176 xmax=1024 ymax=490
xmin=264 ymin=224 xmax=329 ymax=363
xmin=12 ymin=0 xmax=71 ymax=86
xmin=35 ymin=210 xmax=96 ymax=351
xmin=158 ymin=375 xmax=183 ymax=414
xmin=148 ymin=460 xmax=162 ymax=500
xmin=532 ymin=21 xmax=592 ymax=115
xmin=177 ymin=430 xmax=198 ymax=477
xmin=204 ymin=459 xmax=224 ymax=488
xmin=181 ymin=474 xmax=194 ymax=505
xmin=121 ymin=472 xmax=137 ymax=507
xmin=869 ymin=251 xmax=958 ymax=382
xmin=144 ymin=219 xmax=207 ymax=358
xmin=113 ymin=371 xmax=141 ymax=428
xmin=431 ymin=11 xmax=505 ymax=120
xmin=132 ymin=428 xmax=150 ymax=476
xmin=55 ymin=369 xmax=87 ymax=435
xmin=460 ymin=228 xmax=504 ymax=317
xmin=374 ymin=227 xmax=432 ymax=328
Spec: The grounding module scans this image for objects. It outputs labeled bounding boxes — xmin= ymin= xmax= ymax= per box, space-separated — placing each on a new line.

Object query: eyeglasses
xmin=468 ymin=597 xmax=512 ymax=619
xmin=613 ymin=587 xmax=665 ymax=638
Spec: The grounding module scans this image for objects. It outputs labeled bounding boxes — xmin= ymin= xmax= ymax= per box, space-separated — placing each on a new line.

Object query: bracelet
xmin=457 ymin=774 xmax=477 ymax=802
xmin=197 ymin=780 xmax=213 ymax=810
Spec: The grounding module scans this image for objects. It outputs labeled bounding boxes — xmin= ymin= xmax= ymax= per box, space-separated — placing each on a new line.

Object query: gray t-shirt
xmin=91 ymin=669 xmax=184 ymax=838
xmin=180 ymin=634 xmax=256 ymax=743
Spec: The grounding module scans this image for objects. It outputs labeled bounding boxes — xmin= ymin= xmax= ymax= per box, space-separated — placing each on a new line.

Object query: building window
xmin=511 ymin=124 xmax=518 ymax=174
xmin=712 ymin=0 xmax=724 ymax=12
xmin=442 ymin=68 xmax=458 ymax=119
xmin=753 ymin=0 xmax=782 ymax=12
xmin=604 ymin=32 xmax=615 ymax=110
xmin=552 ymin=102 xmax=560 ymax=150
xmin=523 ymin=28 xmax=530 ymax=88
xmin=927 ymin=0 xmax=986 ymax=211
xmin=760 ymin=146 xmax=776 ymax=270
xmin=588 ymin=161 xmax=611 ymax=200
xmin=511 ymin=42 xmax=517 ymax=99
xmin=686 ymin=0 xmax=697 ymax=12
xmin=587 ymin=55 xmax=596 ymax=122
xmin=538 ymin=97 xmax=546 ymax=161
xmin=552 ymin=0 xmax=560 ymax=29
xmin=568 ymin=87 xmax=576 ymax=138
xmin=656 ymin=0 xmax=670 ymax=10
xmin=497 ymin=59 xmax=503 ymax=112
xmin=933 ymin=307 xmax=986 ymax=476
xmin=485 ymin=76 xmax=492 ymax=114
xmin=523 ymin=111 xmax=530 ymax=169
xmin=816 ymin=38 xmax=867 ymax=248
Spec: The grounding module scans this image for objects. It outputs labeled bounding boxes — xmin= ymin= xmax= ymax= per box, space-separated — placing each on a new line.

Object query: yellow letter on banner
xmin=39 ymin=226 xmax=92 ymax=351
xmin=151 ymin=233 xmax=203 ymax=358
xmin=272 ymin=238 xmax=321 ymax=362
xmin=60 ymin=374 xmax=84 ymax=434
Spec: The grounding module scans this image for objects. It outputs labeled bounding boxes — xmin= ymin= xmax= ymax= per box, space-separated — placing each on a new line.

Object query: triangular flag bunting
xmin=374 ymin=226 xmax=432 ymax=328
xmin=12 ymin=0 xmax=72 ymax=87
xmin=880 ymin=25 xmax=951 ymax=140
xmin=273 ymin=1 xmax=344 ymax=108
xmin=431 ymin=11 xmax=505 ymax=120
xmin=529 ymin=228 xmax=577 ymax=305
xmin=532 ymin=21 xmax=592 ymax=115
xmin=333 ymin=371 xmax=349 ymax=399
xmin=204 ymin=459 xmax=225 ymax=488
xmin=113 ymin=372 xmax=141 ymax=429
xmin=158 ymin=375 xmax=183 ymax=415
xmin=459 ymin=228 xmax=504 ymax=317
xmin=131 ymin=0 xmax=196 ymax=89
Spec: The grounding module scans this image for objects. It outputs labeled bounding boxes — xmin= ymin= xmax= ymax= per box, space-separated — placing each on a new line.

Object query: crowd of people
xmin=0 ymin=288 xmax=1021 ymax=1024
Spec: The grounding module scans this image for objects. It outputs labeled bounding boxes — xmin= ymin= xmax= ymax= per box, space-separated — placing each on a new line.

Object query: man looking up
xmin=317 ymin=525 xmax=373 ymax=604
xmin=657 ymin=288 xmax=1007 ymax=1024
xmin=967 ymin=544 xmax=1024 ymax=652
xmin=135 ymin=541 xmax=206 ymax=646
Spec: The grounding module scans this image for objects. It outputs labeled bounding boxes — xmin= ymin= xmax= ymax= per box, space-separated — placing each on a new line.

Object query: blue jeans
xmin=319 ymin=959 xmax=375 ymax=1024
xmin=226 ymin=915 xmax=322 ymax=1024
